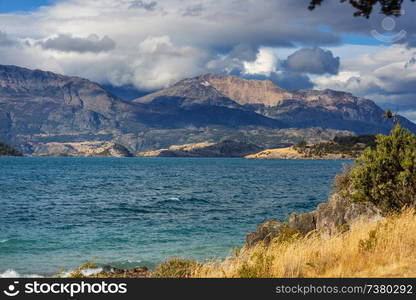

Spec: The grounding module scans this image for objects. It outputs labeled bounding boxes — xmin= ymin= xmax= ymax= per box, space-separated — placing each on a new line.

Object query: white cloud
xmin=0 ymin=0 xmax=343 ymax=90
xmin=130 ymin=35 xmax=213 ymax=89
xmin=243 ymin=48 xmax=277 ymax=76
xmin=313 ymin=45 xmax=416 ymax=112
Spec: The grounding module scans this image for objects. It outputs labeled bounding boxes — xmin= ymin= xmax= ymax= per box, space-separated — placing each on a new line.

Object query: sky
xmin=0 ymin=0 xmax=416 ymax=121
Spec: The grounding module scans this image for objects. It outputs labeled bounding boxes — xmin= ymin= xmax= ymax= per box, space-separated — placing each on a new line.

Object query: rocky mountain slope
xmin=33 ymin=141 xmax=133 ymax=157
xmin=1 ymin=65 xmax=415 ymax=155
xmin=0 ymin=66 xmax=288 ymax=154
xmin=136 ymin=74 xmax=416 ymax=135
xmin=137 ymin=140 xmax=261 ymax=157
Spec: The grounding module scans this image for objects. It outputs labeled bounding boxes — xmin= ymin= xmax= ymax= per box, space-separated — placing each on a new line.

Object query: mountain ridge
xmin=136 ymin=73 xmax=415 ymax=135
xmin=0 ymin=64 xmax=415 ymax=155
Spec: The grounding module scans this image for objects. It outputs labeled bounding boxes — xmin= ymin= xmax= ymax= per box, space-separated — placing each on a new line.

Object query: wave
xmin=0 ymin=239 xmax=8 ymax=243
xmin=59 ymin=267 xmax=103 ymax=278
xmin=0 ymin=269 xmax=42 ymax=278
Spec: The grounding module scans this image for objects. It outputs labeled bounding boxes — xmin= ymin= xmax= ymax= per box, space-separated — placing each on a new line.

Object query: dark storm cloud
xmin=244 ymin=72 xmax=314 ymax=90
xmin=283 ymin=47 xmax=340 ymax=75
xmin=39 ymin=34 xmax=116 ymax=53
xmin=129 ymin=0 xmax=157 ymax=11
xmin=269 ymin=72 xmax=315 ymax=90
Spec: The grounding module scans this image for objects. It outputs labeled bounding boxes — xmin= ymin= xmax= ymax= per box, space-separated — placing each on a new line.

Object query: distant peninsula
xmin=246 ymin=135 xmax=376 ymax=160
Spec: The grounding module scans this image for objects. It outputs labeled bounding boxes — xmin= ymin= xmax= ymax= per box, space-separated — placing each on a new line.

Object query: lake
xmin=0 ymin=157 xmax=350 ymax=276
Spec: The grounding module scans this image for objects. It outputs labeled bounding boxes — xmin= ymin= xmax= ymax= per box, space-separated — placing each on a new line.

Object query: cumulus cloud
xmin=244 ymin=48 xmax=278 ymax=76
xmin=38 ymin=34 xmax=116 ymax=53
xmin=283 ymin=47 xmax=340 ymax=75
xmin=313 ymin=45 xmax=416 ymax=114
xmin=128 ymin=35 xmax=213 ymax=89
xmin=0 ymin=0 xmax=415 ymax=111
xmin=0 ymin=0 xmax=345 ymax=90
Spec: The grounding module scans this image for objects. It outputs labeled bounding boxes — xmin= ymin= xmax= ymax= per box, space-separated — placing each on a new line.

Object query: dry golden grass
xmin=192 ymin=209 xmax=416 ymax=278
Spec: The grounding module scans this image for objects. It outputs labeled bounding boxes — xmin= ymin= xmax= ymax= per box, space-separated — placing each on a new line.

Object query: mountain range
xmin=0 ymin=65 xmax=414 ymax=155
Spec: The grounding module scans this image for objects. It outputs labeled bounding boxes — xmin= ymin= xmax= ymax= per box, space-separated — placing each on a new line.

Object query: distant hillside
xmin=136 ymin=74 xmax=416 ymax=135
xmin=0 ymin=142 xmax=23 ymax=156
xmin=1 ymin=65 xmax=415 ymax=156
xmin=138 ymin=140 xmax=262 ymax=157
xmin=33 ymin=141 xmax=133 ymax=157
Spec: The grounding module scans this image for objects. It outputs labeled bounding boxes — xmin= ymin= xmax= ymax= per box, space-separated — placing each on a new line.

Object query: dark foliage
xmin=337 ymin=125 xmax=416 ymax=213
xmin=0 ymin=142 xmax=23 ymax=156
xmin=297 ymin=135 xmax=376 ymax=158
xmin=309 ymin=0 xmax=415 ymax=18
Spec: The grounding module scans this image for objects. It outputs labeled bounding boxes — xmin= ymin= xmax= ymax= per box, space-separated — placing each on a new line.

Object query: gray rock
xmin=314 ymin=193 xmax=382 ymax=236
xmin=288 ymin=211 xmax=316 ymax=234
xmin=245 ymin=192 xmax=382 ymax=247
xmin=245 ymin=219 xmax=284 ymax=248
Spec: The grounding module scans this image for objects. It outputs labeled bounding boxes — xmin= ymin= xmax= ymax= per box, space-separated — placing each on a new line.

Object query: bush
xmin=333 ymin=164 xmax=354 ymax=192
xmin=153 ymin=258 xmax=199 ymax=278
xmin=0 ymin=142 xmax=23 ymax=156
xmin=237 ymin=250 xmax=274 ymax=278
xmin=339 ymin=125 xmax=416 ymax=213
xmin=294 ymin=140 xmax=307 ymax=150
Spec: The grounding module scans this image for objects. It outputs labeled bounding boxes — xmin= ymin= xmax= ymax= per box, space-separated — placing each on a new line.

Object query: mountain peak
xmin=136 ymin=73 xmax=293 ymax=107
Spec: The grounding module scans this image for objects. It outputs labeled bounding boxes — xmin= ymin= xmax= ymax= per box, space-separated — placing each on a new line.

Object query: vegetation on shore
xmin=335 ymin=125 xmax=416 ymax=213
xmin=0 ymin=141 xmax=23 ymax=156
xmin=246 ymin=135 xmax=376 ymax=160
xmin=294 ymin=135 xmax=376 ymax=158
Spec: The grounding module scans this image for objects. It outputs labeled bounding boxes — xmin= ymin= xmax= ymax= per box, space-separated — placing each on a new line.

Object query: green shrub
xmin=333 ymin=164 xmax=354 ymax=193
xmin=0 ymin=142 xmax=23 ymax=156
xmin=154 ymin=258 xmax=199 ymax=278
xmin=294 ymin=140 xmax=307 ymax=151
xmin=339 ymin=125 xmax=416 ymax=213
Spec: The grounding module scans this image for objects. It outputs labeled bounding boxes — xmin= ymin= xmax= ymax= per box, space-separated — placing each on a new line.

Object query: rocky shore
xmin=245 ymin=192 xmax=382 ymax=247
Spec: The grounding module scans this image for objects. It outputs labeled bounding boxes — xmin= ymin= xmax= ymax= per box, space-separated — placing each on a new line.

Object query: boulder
xmin=245 ymin=219 xmax=284 ymax=247
xmin=314 ymin=193 xmax=382 ymax=236
xmin=288 ymin=211 xmax=316 ymax=234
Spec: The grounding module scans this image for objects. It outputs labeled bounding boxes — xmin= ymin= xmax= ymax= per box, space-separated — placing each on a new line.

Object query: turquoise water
xmin=0 ymin=157 xmax=349 ymax=276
